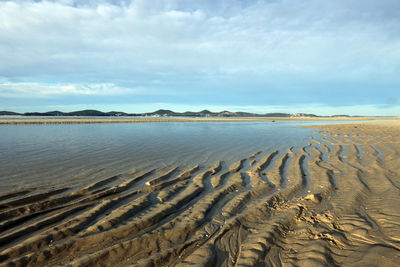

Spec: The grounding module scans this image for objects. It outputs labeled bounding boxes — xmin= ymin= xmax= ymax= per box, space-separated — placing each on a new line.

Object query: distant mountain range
xmin=0 ymin=109 xmax=349 ymax=117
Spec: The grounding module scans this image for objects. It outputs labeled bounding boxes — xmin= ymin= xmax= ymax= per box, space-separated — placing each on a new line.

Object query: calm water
xmin=0 ymin=121 xmax=353 ymax=193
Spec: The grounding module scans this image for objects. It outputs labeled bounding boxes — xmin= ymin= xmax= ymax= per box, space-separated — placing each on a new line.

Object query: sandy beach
xmin=0 ymin=120 xmax=399 ymax=266
xmin=0 ymin=116 xmax=396 ymax=124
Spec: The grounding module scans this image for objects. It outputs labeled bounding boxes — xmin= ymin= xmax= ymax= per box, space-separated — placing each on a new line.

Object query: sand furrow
xmin=0 ymin=203 xmax=93 ymax=250
xmin=0 ymin=188 xmax=69 ymax=212
xmin=145 ymin=167 xmax=179 ymax=186
xmin=0 ymin=190 xmax=32 ymax=203
xmin=83 ymin=175 xmax=122 ymax=191
xmin=0 ymin=199 xmax=118 ymax=262
xmin=0 ymin=192 xmax=85 ymax=222
xmin=211 ymin=159 xmax=245 ymax=188
xmin=246 ymin=150 xmax=280 ymax=188
xmin=80 ymin=194 xmax=152 ymax=236
xmin=61 ymin=172 xmax=245 ymax=266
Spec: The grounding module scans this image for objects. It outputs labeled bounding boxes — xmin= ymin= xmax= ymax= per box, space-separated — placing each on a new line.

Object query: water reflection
xmin=0 ymin=121 xmax=345 ymax=192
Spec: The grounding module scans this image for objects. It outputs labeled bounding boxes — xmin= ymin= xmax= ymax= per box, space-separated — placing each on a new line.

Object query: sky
xmin=0 ymin=0 xmax=399 ymax=116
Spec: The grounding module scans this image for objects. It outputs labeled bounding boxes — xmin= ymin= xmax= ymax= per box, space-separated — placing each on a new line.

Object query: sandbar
xmin=0 ymin=116 xmax=398 ymax=124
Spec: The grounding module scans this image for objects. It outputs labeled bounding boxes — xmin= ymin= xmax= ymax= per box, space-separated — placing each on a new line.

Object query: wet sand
xmin=0 ymin=116 xmax=396 ymax=124
xmin=0 ymin=120 xmax=399 ymax=266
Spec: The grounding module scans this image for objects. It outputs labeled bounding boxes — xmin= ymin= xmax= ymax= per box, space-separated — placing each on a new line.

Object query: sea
xmin=0 ymin=119 xmax=365 ymax=193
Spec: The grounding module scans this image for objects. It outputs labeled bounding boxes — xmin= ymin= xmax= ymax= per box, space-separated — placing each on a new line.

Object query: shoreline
xmin=0 ymin=116 xmax=398 ymax=124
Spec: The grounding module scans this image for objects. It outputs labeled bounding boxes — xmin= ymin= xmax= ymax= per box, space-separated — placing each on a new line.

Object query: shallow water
xmin=0 ymin=121 xmax=356 ymax=193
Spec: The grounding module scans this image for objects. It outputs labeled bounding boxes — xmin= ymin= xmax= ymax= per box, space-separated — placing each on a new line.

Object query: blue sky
xmin=0 ymin=0 xmax=399 ymax=115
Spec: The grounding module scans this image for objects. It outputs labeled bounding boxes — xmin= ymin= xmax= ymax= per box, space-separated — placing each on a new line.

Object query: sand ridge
xmin=0 ymin=120 xmax=399 ymax=266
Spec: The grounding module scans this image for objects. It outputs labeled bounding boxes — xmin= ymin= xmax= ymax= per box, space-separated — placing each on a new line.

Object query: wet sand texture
xmin=0 ymin=121 xmax=399 ymax=266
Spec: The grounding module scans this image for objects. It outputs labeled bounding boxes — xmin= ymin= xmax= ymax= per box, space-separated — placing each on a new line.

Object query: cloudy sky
xmin=0 ymin=0 xmax=399 ymax=115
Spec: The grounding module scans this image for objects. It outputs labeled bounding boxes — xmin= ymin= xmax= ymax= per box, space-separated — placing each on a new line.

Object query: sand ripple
xmin=0 ymin=121 xmax=400 ymax=266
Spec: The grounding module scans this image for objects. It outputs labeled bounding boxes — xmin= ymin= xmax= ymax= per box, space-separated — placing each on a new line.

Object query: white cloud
xmin=0 ymin=82 xmax=148 ymax=97
xmin=1 ymin=0 xmax=399 ymax=80
xmin=0 ymin=0 xmax=399 ymax=113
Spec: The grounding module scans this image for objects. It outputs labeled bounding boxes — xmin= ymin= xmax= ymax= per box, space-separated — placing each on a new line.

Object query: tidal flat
xmin=0 ymin=119 xmax=399 ymax=266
